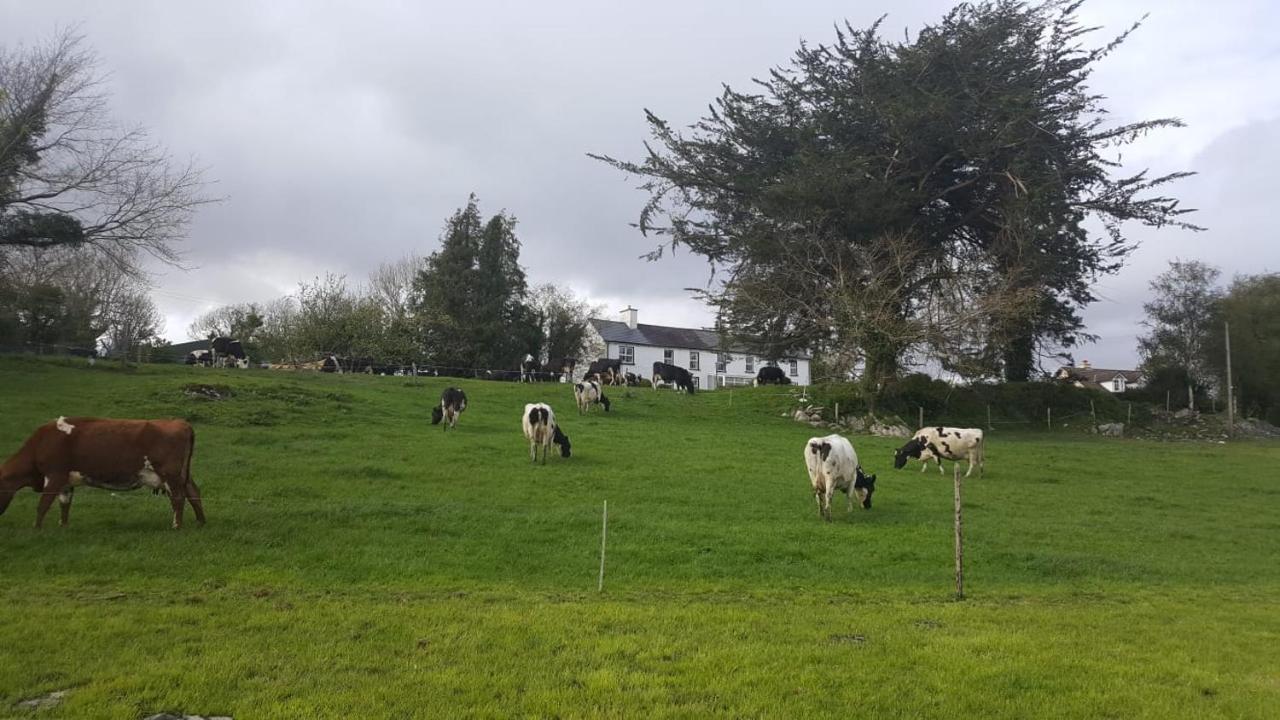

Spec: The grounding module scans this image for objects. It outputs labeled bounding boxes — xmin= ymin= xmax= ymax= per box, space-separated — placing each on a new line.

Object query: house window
xmin=619 ymin=345 xmax=635 ymax=365
xmin=716 ymin=353 xmax=729 ymax=373
xmin=691 ymin=375 xmax=701 ymax=389
xmin=745 ymin=356 xmax=754 ymax=373
xmin=789 ymin=359 xmax=798 ymax=377
xmin=689 ymin=351 xmax=700 ymax=371
xmin=1114 ymin=377 xmax=1125 ymax=392
xmin=663 ymin=349 xmax=674 ymax=365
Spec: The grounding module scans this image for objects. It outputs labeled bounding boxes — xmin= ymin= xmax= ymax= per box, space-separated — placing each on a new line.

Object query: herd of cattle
xmin=0 ymin=355 xmax=985 ymax=528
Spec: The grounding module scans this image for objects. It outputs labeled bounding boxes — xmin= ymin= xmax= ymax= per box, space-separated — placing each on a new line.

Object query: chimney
xmin=622 ymin=306 xmax=638 ymax=329
xmin=1081 ymin=359 xmax=1091 ymax=370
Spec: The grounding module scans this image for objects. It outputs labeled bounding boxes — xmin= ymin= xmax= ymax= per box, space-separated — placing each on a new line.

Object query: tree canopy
xmin=593 ymin=0 xmax=1199 ymax=391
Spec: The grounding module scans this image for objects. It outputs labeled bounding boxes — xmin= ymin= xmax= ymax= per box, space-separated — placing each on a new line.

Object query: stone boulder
xmin=1097 ymin=422 xmax=1124 ymax=437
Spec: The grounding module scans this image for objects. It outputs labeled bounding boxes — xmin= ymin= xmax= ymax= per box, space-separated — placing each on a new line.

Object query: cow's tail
xmin=183 ymin=425 xmax=196 ymax=486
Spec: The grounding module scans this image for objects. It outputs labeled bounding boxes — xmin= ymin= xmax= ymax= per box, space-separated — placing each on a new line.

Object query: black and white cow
xmin=522 ymin=403 xmax=571 ymax=463
xmin=804 ymin=434 xmax=876 ymax=521
xmin=754 ymin=366 xmax=792 ymax=386
xmin=320 ymin=355 xmax=343 ymax=373
xmin=431 ymin=387 xmax=467 ymax=430
xmin=520 ymin=354 xmax=541 ymax=383
xmin=185 ymin=349 xmax=213 ymax=367
xmin=586 ymin=358 xmax=624 ymax=386
xmin=573 ymin=380 xmax=611 ymax=414
xmin=651 ymin=361 xmax=696 ymax=394
xmin=555 ymin=357 xmax=578 ymax=382
xmin=210 ymin=336 xmax=247 ymax=368
xmin=894 ymin=426 xmax=985 ymax=478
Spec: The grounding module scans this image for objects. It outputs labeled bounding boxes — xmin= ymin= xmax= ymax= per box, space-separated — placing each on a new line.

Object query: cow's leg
xmin=185 ymin=478 xmax=207 ymax=526
xmin=0 ymin=487 xmax=15 ymax=517
xmin=58 ymin=487 xmax=74 ymax=527
xmin=814 ymin=488 xmax=824 ymax=519
xmin=34 ymin=473 xmax=69 ymax=529
xmin=529 ymin=440 xmax=537 ymax=463
xmin=822 ymin=486 xmax=834 ymax=522
xmin=167 ymin=482 xmax=187 ymax=529
xmin=965 ymin=452 xmax=975 ymax=478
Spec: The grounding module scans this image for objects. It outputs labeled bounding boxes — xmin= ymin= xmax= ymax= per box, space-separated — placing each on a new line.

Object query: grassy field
xmin=1 ymin=356 xmax=1277 ymax=718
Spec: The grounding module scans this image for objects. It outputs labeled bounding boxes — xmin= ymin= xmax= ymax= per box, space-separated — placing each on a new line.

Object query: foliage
xmin=593 ymin=0 xmax=1198 ymax=391
xmin=413 ymin=195 xmax=540 ymax=371
xmin=0 ymin=245 xmax=148 ymax=352
xmin=0 ymin=358 xmax=1277 ymax=717
xmin=189 ymin=303 xmax=265 ymax=346
xmin=0 ymin=29 xmax=213 ymax=270
xmin=531 ymin=283 xmax=602 ymax=364
xmin=1137 ymin=260 xmax=1221 ymax=410
xmin=808 ymin=373 xmax=1149 ymax=428
xmin=1204 ymin=273 xmax=1280 ymax=424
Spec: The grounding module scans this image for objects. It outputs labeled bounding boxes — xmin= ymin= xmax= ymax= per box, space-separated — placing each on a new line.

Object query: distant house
xmin=587 ymin=307 xmax=811 ymax=389
xmin=1054 ymin=361 xmax=1146 ymax=393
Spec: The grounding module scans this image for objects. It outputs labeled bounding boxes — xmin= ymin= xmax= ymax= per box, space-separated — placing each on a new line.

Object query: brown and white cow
xmin=0 ymin=417 xmax=206 ymax=529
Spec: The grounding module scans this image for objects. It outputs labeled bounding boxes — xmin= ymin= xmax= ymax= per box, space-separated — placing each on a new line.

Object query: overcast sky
xmin=4 ymin=0 xmax=1277 ymax=370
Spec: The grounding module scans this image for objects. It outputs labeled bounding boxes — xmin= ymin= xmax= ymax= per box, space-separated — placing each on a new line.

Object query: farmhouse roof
xmin=1057 ymin=366 xmax=1145 ymax=384
xmin=590 ymin=318 xmax=811 ymax=359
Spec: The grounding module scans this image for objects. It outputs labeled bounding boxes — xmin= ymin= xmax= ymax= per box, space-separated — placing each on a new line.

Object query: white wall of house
xmin=602 ymin=341 xmax=810 ymax=389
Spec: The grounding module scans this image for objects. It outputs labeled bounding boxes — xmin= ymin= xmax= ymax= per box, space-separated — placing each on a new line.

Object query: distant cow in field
xmin=894 ymin=427 xmax=985 ymax=478
xmin=520 ymin=354 xmax=541 ymax=383
xmin=320 ymin=355 xmax=343 ymax=373
xmin=522 ymin=403 xmax=571 ymax=463
xmin=804 ymin=434 xmax=876 ymax=522
xmin=651 ymin=361 xmax=696 ymax=394
xmin=210 ymin=336 xmax=247 ymax=368
xmin=754 ymin=366 xmax=792 ymax=386
xmin=186 ymin=349 xmax=213 ymax=366
xmin=0 ymin=417 xmax=206 ymax=529
xmin=431 ymin=387 xmax=467 ymax=430
xmin=555 ymin=357 xmax=577 ymax=382
xmin=586 ymin=358 xmax=624 ymax=386
xmin=573 ymin=380 xmax=611 ymax=414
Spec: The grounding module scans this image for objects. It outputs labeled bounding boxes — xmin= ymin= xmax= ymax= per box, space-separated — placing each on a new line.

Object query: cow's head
xmin=553 ymin=427 xmax=572 ymax=458
xmin=808 ymin=440 xmax=833 ymax=462
xmin=431 ymin=407 xmax=444 ymax=425
xmin=599 ymin=394 xmax=611 ymax=412
xmin=854 ymin=467 xmax=877 ymax=509
xmin=894 ymin=438 xmax=925 ymax=469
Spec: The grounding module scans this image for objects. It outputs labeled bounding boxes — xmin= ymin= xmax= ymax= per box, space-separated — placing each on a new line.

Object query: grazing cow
xmin=522 ymin=403 xmax=571 ymax=463
xmin=0 ymin=417 xmax=205 ymax=529
xmin=486 ymin=369 xmax=522 ymax=382
xmin=185 ymin=349 xmax=213 ymax=366
xmin=555 ymin=357 xmax=577 ymax=382
xmin=754 ymin=366 xmax=792 ymax=386
xmin=573 ymin=380 xmax=611 ymax=414
xmin=804 ymin=434 xmax=876 ymax=522
xmin=651 ymin=361 xmax=696 ymax=394
xmin=894 ymin=427 xmax=985 ymax=478
xmin=320 ymin=355 xmax=343 ymax=373
xmin=210 ymin=337 xmax=247 ymax=368
xmin=624 ymin=372 xmax=647 ymax=387
xmin=520 ymin=354 xmax=542 ymax=383
xmin=431 ymin=387 xmax=467 ymax=430
xmin=586 ymin=358 xmax=624 ymax=386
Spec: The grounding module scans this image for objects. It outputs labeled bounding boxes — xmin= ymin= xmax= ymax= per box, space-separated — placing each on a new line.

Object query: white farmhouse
xmin=1054 ymin=360 xmax=1146 ymax=393
xmin=586 ymin=307 xmax=811 ymax=389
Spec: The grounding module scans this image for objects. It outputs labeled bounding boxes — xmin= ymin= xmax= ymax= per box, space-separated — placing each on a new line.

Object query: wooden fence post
xmin=1046 ymin=406 xmax=1052 ymax=430
xmin=987 ymin=404 xmax=992 ymax=431
xmin=918 ymin=406 xmax=924 ymax=430
xmin=1127 ymin=402 xmax=1132 ymax=426
xmin=954 ymin=464 xmax=964 ymax=600
xmin=598 ymin=500 xmax=608 ymax=592
xmin=1090 ymin=399 xmax=1097 ymax=431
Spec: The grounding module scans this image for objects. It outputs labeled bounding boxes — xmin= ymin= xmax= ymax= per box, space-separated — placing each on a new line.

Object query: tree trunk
xmin=1001 ymin=335 xmax=1035 ymax=382
xmin=1188 ymin=382 xmax=1196 ymax=412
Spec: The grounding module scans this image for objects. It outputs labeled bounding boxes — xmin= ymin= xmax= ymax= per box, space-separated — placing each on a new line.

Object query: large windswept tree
xmin=1 ymin=29 xmax=212 ymax=270
xmin=593 ymin=0 xmax=1199 ymax=391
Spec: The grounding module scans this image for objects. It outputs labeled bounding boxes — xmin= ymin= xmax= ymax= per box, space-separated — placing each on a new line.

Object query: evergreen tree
xmin=593 ymin=0 xmax=1198 ymax=393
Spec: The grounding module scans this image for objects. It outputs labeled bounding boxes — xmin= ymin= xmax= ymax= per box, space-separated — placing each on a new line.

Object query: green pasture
xmin=1 ymin=357 xmax=1277 ymax=718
